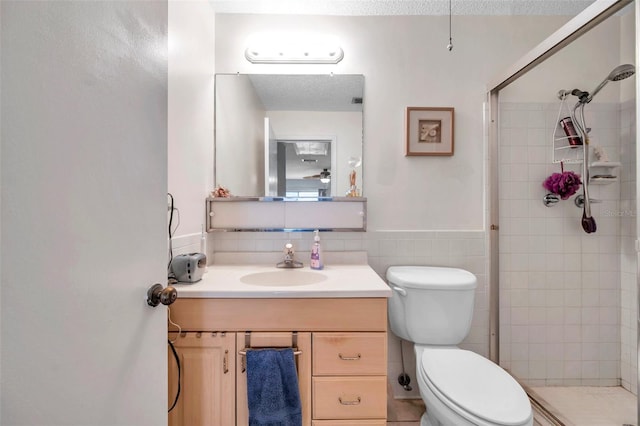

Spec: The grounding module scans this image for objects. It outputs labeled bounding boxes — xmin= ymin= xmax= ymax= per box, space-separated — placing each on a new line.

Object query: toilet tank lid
xmin=386 ymin=266 xmax=477 ymax=290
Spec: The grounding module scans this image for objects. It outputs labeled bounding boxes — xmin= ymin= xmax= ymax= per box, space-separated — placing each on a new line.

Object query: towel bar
xmin=238 ymin=348 xmax=302 ymax=356
xmin=239 ymin=331 xmax=301 ymax=357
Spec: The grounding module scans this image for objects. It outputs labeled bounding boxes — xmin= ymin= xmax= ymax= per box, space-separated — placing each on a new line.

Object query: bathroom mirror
xmin=214 ymin=74 xmax=364 ymax=199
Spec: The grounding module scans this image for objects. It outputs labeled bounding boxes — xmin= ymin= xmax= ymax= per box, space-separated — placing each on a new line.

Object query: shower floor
xmin=529 ymin=386 xmax=636 ymax=426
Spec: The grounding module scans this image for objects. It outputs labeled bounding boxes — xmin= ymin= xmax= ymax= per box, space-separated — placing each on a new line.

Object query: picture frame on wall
xmin=405 ymin=107 xmax=455 ymax=156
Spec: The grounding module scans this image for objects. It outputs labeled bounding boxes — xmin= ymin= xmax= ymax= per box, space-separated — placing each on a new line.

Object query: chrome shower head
xmin=588 ymin=63 xmax=635 ymax=102
xmin=608 ymin=63 xmax=635 ymax=81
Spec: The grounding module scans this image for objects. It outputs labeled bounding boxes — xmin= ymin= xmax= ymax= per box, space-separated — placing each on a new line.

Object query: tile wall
xmin=499 ymin=101 xmax=625 ymax=387
xmin=619 ymin=99 xmax=637 ymax=394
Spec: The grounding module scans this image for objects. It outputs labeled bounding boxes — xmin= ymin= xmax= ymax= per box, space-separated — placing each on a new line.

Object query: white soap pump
xmin=310 ymin=230 xmax=323 ymax=270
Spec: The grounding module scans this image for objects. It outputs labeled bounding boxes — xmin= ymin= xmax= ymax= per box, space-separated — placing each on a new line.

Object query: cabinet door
xmin=168 ymin=332 xmax=236 ymax=426
xmin=237 ymin=332 xmax=312 ymax=426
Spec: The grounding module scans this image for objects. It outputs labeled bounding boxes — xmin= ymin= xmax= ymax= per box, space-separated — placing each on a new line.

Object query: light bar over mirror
xmin=245 ymin=32 xmax=344 ymax=64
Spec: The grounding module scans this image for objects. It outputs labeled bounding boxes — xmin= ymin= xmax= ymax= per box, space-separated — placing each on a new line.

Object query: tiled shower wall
xmin=499 ymin=101 xmax=628 ymax=387
xmin=620 ymin=99 xmax=637 ymax=394
xmin=203 ymin=230 xmax=489 ymax=398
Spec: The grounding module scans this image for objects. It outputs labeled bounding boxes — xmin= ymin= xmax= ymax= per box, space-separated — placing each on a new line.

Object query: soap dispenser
xmin=310 ymin=230 xmax=323 ymax=270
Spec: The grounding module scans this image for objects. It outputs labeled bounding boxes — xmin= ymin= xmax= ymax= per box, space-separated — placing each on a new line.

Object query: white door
xmin=1 ymin=2 xmax=168 ymax=425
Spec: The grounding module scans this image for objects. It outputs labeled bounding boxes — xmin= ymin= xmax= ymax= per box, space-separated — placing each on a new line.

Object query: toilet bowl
xmin=387 ymin=266 xmax=532 ymax=426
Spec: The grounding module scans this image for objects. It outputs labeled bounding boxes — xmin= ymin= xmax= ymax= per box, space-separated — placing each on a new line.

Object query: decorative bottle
xmin=310 ymin=230 xmax=323 ymax=270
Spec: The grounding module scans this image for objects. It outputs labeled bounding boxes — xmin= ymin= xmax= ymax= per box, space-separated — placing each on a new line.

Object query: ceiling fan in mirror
xmin=303 ymin=168 xmax=331 ymax=183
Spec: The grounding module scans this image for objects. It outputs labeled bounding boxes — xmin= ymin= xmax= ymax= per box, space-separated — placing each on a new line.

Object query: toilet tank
xmin=387 ymin=266 xmax=477 ymax=345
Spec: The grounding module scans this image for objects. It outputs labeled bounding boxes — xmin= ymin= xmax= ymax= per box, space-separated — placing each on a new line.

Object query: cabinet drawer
xmin=312 ymin=421 xmax=386 ymax=425
xmin=313 ymin=333 xmax=386 ymax=376
xmin=312 ymin=376 xmax=386 ymax=420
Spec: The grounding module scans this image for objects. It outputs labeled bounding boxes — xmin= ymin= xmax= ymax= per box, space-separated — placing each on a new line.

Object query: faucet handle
xmin=284 ymin=243 xmax=294 ymax=254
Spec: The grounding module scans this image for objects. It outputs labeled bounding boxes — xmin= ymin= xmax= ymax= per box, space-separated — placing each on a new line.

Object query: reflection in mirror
xmin=267 ymin=139 xmax=334 ymax=197
xmin=215 ymin=74 xmax=364 ymax=198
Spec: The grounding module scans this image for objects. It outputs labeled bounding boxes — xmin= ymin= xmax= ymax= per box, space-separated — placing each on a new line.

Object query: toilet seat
xmin=419 ymin=347 xmax=532 ymax=426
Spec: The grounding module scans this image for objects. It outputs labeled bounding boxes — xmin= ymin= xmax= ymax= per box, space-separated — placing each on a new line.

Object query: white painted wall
xmin=1 ymin=1 xmax=168 ymax=423
xmin=168 ymin=0 xmax=216 ymax=238
xmin=214 ymin=14 xmax=572 ymax=231
xmin=499 ymin=15 xmax=624 ymax=103
xmin=620 ymin=5 xmax=636 ymax=103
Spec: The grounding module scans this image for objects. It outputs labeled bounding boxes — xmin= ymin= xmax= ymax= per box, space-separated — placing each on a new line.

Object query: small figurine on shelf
xmin=346 ymin=156 xmax=361 ymax=197
xmin=211 ymin=185 xmax=231 ymax=198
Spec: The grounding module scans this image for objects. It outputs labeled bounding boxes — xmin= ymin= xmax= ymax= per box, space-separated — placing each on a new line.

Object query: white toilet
xmin=387 ymin=266 xmax=533 ymax=426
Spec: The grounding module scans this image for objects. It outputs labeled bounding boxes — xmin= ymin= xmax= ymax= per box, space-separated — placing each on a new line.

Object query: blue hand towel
xmin=246 ymin=348 xmax=302 ymax=426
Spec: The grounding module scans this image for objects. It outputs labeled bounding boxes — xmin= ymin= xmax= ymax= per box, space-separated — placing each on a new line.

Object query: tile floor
xmin=387 ymin=387 xmax=637 ymax=426
xmin=386 ymin=394 xmax=424 ymax=425
xmin=530 ymin=386 xmax=637 ymax=426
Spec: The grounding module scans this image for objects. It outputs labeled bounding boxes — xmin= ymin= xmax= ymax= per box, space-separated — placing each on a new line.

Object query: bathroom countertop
xmin=173 ymin=263 xmax=392 ymax=299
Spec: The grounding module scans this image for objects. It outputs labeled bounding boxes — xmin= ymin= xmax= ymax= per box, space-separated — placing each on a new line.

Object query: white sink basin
xmin=240 ymin=270 xmax=328 ymax=286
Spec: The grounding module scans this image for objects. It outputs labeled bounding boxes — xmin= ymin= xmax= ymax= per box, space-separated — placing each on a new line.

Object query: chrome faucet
xmin=277 ymin=243 xmax=303 ymax=268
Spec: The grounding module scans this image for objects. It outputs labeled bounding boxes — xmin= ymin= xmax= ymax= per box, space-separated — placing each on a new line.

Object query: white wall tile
xmin=498 ymin=101 xmax=632 ymax=387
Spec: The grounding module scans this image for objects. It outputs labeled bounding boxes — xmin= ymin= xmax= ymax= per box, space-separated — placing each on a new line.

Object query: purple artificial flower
xmin=542 ymin=171 xmax=582 ymax=200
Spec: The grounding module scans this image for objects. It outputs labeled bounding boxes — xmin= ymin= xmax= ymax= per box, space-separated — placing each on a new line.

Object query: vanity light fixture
xmin=245 ymin=32 xmax=344 ymax=64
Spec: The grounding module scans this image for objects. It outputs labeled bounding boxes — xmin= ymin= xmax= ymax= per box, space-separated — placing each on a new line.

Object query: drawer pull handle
xmin=339 ymin=396 xmax=361 ymax=405
xmin=338 ymin=353 xmax=362 ymax=361
xmin=223 ymin=350 xmax=229 ymax=374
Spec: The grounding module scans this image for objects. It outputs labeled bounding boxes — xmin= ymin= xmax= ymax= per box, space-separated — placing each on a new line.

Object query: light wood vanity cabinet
xmin=168 ymin=332 xmax=236 ymax=426
xmin=168 ymin=297 xmax=388 ymax=426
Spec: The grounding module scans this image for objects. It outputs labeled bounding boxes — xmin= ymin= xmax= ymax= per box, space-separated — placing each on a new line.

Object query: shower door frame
xmin=486 ymin=0 xmax=638 ymax=420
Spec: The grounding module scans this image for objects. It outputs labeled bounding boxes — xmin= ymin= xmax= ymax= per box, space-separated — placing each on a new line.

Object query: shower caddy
xmin=551 ymin=91 xmax=584 ymax=165
xmin=544 ymin=92 xmax=620 ymax=209
xmin=551 ymin=94 xmax=620 ymax=184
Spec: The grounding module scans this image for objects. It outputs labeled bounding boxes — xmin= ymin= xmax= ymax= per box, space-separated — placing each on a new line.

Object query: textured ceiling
xmin=248 ymin=74 xmax=364 ymax=112
xmin=210 ymin=0 xmax=597 ymax=16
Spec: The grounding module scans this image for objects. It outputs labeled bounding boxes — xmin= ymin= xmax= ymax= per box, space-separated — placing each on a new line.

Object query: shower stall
xmin=489 ymin=1 xmax=638 ymax=424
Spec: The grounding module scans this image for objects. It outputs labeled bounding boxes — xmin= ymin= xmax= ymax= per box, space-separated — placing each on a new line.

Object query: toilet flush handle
xmin=390 ymin=285 xmax=407 ymax=296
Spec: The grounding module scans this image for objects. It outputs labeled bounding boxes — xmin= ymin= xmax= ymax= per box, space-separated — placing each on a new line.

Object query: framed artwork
xmin=405 ymin=107 xmax=454 ymax=156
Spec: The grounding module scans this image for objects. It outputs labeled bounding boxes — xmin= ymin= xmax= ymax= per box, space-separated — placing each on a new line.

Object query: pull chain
xmin=447 ymin=0 xmax=453 ymax=51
